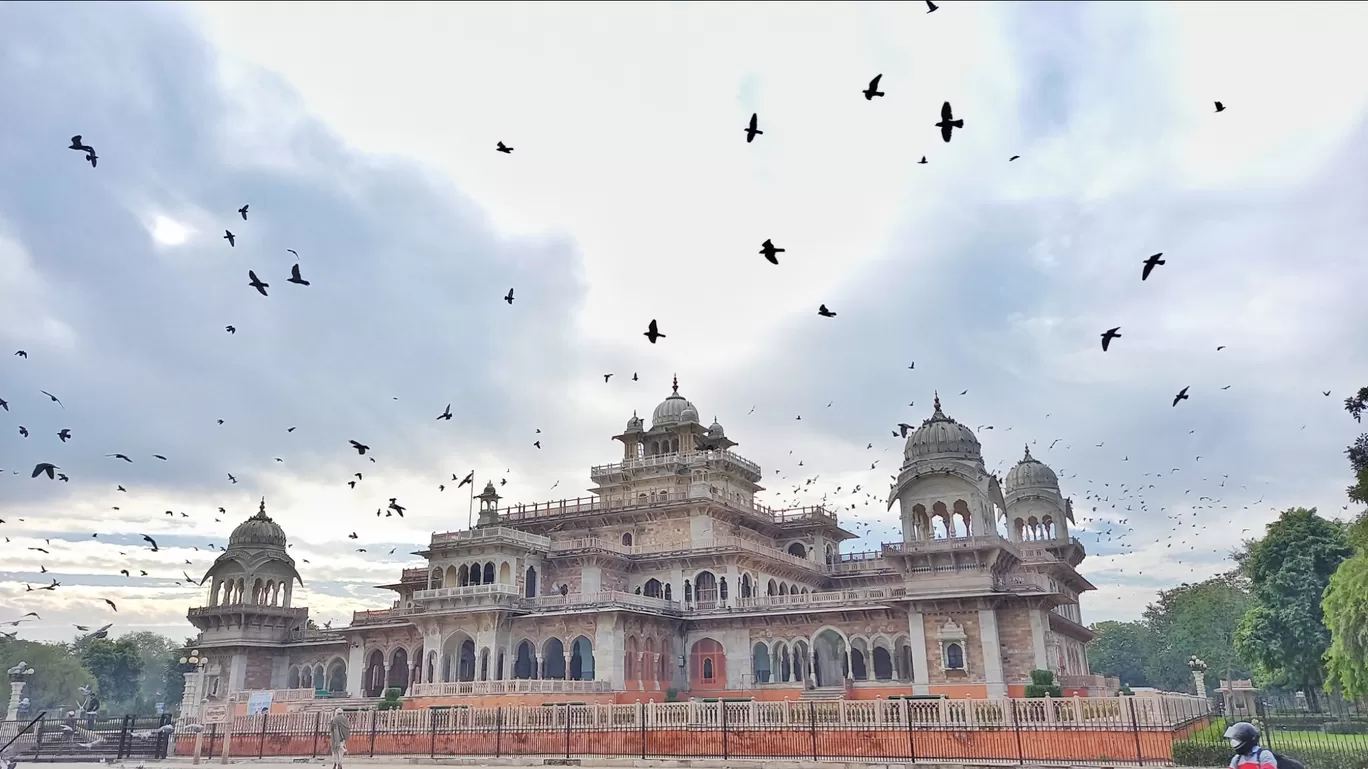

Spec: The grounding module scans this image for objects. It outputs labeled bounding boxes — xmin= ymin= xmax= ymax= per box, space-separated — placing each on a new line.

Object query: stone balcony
xmin=411 ymin=583 xmax=524 ymax=611
xmin=487 ymin=487 xmax=838 ymax=530
xmin=548 ymin=534 xmax=819 ymax=572
xmin=590 ymin=449 xmax=762 ymax=484
xmin=882 ymin=534 xmax=1024 ymax=562
xmin=188 ymin=603 xmax=308 ymax=620
xmin=428 ymin=526 xmax=551 ymax=551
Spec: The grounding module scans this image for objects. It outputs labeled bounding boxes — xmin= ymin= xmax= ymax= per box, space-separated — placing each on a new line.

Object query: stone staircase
xmin=798 ymin=686 xmax=847 ymax=701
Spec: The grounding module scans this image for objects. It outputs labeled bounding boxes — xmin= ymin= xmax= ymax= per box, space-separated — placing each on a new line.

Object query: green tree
xmin=1086 ymin=620 xmax=1155 ymax=688
xmin=1346 ymin=387 xmax=1368 ymax=504
xmin=1234 ymin=507 xmax=1353 ymax=709
xmin=1323 ymin=512 xmax=1368 ymax=698
xmin=78 ymin=637 xmax=145 ymax=711
xmin=121 ymin=631 xmax=186 ymax=713
xmin=1143 ymin=572 xmax=1253 ymax=693
xmin=0 ymin=638 xmax=96 ymax=712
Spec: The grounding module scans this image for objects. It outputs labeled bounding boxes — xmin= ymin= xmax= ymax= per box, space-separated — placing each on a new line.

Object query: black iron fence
xmin=166 ymin=697 xmax=1214 ymax=766
xmin=0 ymin=712 xmax=174 ymax=763
xmin=1170 ymin=698 xmax=1368 ymax=769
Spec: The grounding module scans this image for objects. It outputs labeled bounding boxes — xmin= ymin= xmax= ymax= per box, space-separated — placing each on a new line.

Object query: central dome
xmin=904 ymin=393 xmax=982 ymax=463
xmin=651 ymin=376 xmax=700 ymax=428
xmin=1004 ymin=445 xmax=1060 ymax=493
xmin=228 ymin=499 xmax=288 ymax=549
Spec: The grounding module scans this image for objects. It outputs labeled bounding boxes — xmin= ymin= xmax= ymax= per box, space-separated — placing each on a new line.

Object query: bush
xmin=1172 ymin=740 xmax=1231 ymax=766
xmin=375 ymin=687 xmax=403 ymax=711
xmin=1322 ymin=721 xmax=1368 ymax=735
xmin=1024 ymin=669 xmax=1063 ymax=698
xmin=664 ymin=687 xmax=679 ymax=702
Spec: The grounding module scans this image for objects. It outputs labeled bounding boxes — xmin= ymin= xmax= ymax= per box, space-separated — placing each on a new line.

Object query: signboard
xmin=155 ymin=702 xmax=165 ymax=715
xmin=203 ymin=703 xmax=229 ymax=724
xmin=245 ymin=691 xmax=274 ymax=716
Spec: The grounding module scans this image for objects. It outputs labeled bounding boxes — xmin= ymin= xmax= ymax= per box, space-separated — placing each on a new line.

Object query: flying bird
xmin=744 ymin=113 xmax=762 ymax=143
xmin=31 ymin=463 xmax=57 ymax=480
xmin=437 ymin=404 xmax=452 ymax=421
xmin=457 ymin=471 xmax=475 ymax=488
xmin=1214 ymin=101 xmax=1225 ymax=113
xmin=926 ymin=0 xmax=938 ymax=11
xmin=1172 ymin=386 xmax=1190 ymax=407
xmin=759 ymin=239 xmax=784 ymax=265
xmin=863 ymin=74 xmax=884 ymax=100
xmin=104 ymin=599 xmax=118 ymax=612
xmin=143 ymin=535 xmax=159 ymax=551
xmin=817 ymin=304 xmax=836 ymax=317
xmin=936 ymin=102 xmax=963 ymax=142
xmin=106 ymin=454 xmax=133 ymax=463
xmin=238 ymin=204 xmax=249 ymax=220
xmin=349 ymin=440 xmax=370 ymax=455
xmin=287 ymin=263 xmax=310 ymax=286
xmin=496 ymin=141 xmax=513 ymax=154
xmin=13 ymin=350 xmax=26 ymax=358
xmin=248 ymin=270 xmax=269 ymax=296
xmin=1101 ymin=327 xmax=1121 ymax=351
xmin=504 ymin=288 xmax=515 ymax=305
xmin=69 ymin=135 xmax=93 ymax=153
xmin=287 ymin=249 xmax=299 ymax=259
xmin=85 ymin=150 xmax=98 ymax=168
xmin=58 ymin=428 xmax=71 ymax=443
xmin=644 ymin=319 xmax=665 ymax=344
xmin=224 ymin=230 xmax=235 ymax=247
xmin=603 ymin=373 xmax=613 ymax=383
xmin=39 ymin=390 xmax=63 ymax=408
xmin=1009 ymin=155 xmax=1020 ymax=161
xmin=225 ymin=325 xmax=236 ymax=334
xmin=1142 ymin=252 xmax=1165 ymax=280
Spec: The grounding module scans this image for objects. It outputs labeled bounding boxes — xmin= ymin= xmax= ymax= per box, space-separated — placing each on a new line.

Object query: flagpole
xmin=468 ymin=478 xmax=475 ymax=530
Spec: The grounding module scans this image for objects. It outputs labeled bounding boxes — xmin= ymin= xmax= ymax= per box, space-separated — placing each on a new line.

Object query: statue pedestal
xmin=5 ymin=679 xmax=27 ymax=721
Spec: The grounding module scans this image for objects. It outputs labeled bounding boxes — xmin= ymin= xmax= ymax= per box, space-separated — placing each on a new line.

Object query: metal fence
xmin=167 ymin=696 xmax=1215 ymax=766
xmin=0 ymin=712 xmax=174 ymax=763
xmin=1168 ymin=698 xmax=1368 ymax=769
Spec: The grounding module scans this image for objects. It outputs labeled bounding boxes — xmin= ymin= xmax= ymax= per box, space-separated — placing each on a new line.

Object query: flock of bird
xmin=0 ymin=0 xmax=1354 ymax=641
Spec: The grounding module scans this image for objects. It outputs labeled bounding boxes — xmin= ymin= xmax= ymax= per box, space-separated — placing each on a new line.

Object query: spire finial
xmin=256 ymin=497 xmax=267 ymax=518
xmin=672 ymin=374 xmax=679 ymax=395
xmin=1023 ymin=444 xmax=1032 ymax=460
xmin=933 ymin=391 xmax=942 ymax=412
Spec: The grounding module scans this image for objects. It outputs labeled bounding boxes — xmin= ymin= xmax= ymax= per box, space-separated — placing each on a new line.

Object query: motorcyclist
xmin=1225 ymin=722 xmax=1277 ymax=769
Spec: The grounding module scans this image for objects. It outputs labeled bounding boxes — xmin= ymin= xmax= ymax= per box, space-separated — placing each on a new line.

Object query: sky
xmin=2 ymin=1 xmax=1367 ymax=646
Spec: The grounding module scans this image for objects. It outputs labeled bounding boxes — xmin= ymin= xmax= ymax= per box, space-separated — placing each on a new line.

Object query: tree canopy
xmin=1323 ymin=390 xmax=1368 ymax=698
xmin=77 ymin=637 xmax=147 ymax=709
xmin=0 ymin=638 xmax=96 ymax=713
xmin=1234 ymin=507 xmax=1353 ymax=706
xmin=1088 ymin=572 xmax=1253 ymax=693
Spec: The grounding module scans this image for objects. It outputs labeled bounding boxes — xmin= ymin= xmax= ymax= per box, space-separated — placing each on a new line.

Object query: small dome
xmin=707 ymin=418 xmax=726 ymax=438
xmin=228 ymin=499 xmax=288 ymax=549
xmin=651 ymin=376 xmax=700 ymax=428
xmin=904 ymin=393 xmax=982 ymax=463
xmin=624 ymin=411 xmax=644 ymax=432
xmin=1004 ymin=445 xmax=1060 ymax=493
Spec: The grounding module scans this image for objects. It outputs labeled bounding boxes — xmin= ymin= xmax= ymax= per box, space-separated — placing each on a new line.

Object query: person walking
xmin=328 ymin=708 xmax=350 ymax=769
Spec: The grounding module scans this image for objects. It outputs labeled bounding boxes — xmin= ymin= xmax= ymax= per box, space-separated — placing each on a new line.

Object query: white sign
xmin=203 ymin=703 xmax=229 ymax=724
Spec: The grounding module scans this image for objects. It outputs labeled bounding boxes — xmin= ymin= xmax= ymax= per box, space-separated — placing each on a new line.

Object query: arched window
xmin=719 ymin=577 xmax=728 ymax=600
xmin=621 ymin=532 xmax=634 ymax=546
xmin=458 ymin=564 xmax=469 ymax=586
xmin=787 ymin=542 xmax=807 ymax=558
xmin=945 ymin=643 xmax=965 ymax=670
xmin=740 ymin=574 xmax=752 ymax=598
xmin=702 ymin=658 xmax=714 ymax=680
xmin=525 ymin=566 xmax=538 ymax=598
xmin=483 ymin=562 xmax=495 ymax=583
xmin=664 ymin=583 xmax=673 ymax=601
xmin=643 ymin=578 xmax=663 ymax=598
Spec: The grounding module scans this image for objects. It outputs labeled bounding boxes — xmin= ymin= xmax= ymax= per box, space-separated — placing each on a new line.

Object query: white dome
xmin=651 ymin=377 xmax=699 ymax=428
xmin=707 ymin=418 xmax=726 ymax=438
xmin=1004 ymin=445 xmax=1059 ymax=493
xmin=624 ymin=412 xmax=644 ymax=432
xmin=904 ymin=393 xmax=982 ymax=463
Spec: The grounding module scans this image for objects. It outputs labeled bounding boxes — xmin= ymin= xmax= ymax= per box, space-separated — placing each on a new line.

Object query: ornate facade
xmin=185 ymin=383 xmax=1106 ymax=713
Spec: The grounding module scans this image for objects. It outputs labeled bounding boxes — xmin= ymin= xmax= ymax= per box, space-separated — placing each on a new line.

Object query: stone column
xmin=563 ymin=653 xmax=571 ymax=680
xmin=908 ymin=611 xmax=930 ymax=695
xmin=977 ymin=609 xmax=1007 ymax=698
xmin=345 ymin=645 xmax=365 ymax=697
xmin=1028 ymin=609 xmax=1049 ymax=671
xmin=536 ymin=655 xmax=544 ymax=679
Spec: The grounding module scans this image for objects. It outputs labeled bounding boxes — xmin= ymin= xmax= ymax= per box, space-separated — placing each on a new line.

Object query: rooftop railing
xmin=590 ymin=449 xmax=762 ymax=479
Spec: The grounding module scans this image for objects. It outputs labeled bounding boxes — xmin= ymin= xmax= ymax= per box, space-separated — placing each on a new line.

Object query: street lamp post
xmin=178 ymin=650 xmax=209 ymax=765
xmin=1188 ymin=655 xmax=1209 ymax=700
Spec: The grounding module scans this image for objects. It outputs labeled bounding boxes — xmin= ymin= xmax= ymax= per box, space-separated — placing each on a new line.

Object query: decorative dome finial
xmin=933 ymin=391 xmax=942 ymax=413
xmin=1023 ymin=444 xmax=1032 ymax=460
xmin=672 ymin=374 xmax=679 ymax=395
xmin=255 ymin=497 xmax=267 ymax=518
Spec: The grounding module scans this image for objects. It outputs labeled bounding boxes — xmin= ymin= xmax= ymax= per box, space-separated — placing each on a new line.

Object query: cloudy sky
xmin=2 ymin=1 xmax=1367 ymax=645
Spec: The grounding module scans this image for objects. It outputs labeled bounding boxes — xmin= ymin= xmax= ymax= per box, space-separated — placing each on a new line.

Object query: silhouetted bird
xmin=1101 ymin=327 xmax=1121 ymax=351
xmin=224 ymin=230 xmax=235 ymax=247
xmin=1142 ymin=252 xmax=1165 ymax=280
xmin=287 ymin=263 xmax=310 ymax=286
xmin=744 ymin=113 xmax=762 ymax=143
xmin=759 ymin=239 xmax=784 ymax=265
xmin=936 ymin=102 xmax=963 ymax=142
xmin=496 ymin=141 xmax=513 ymax=154
xmin=818 ymin=304 xmax=836 ymax=317
xmin=644 ymin=319 xmax=665 ymax=344
xmin=248 ymin=270 xmax=269 ymax=296
xmin=926 ymin=0 xmax=938 ymax=11
xmin=1214 ymin=101 xmax=1225 ymax=113
xmin=863 ymin=74 xmax=884 ymax=100
xmin=69 ymin=135 xmax=93 ymax=153
xmin=504 ymin=288 xmax=514 ymax=305
xmin=1172 ymin=386 xmax=1190 ymax=407
xmin=238 ymin=204 xmax=249 ymax=220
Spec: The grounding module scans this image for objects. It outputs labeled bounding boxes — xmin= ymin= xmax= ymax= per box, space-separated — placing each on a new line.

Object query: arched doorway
xmin=387 ymin=648 xmax=410 ymax=693
xmin=689 ymin=638 xmax=725 ymax=689
xmin=459 ymin=639 xmax=477 ymax=681
xmin=327 ymin=659 xmax=347 ymax=693
xmin=514 ymin=640 xmax=536 ymax=678
xmin=364 ymin=650 xmax=386 ymax=697
xmin=544 ymin=638 xmax=567 ymax=679
xmin=569 ymin=636 xmax=594 ymax=680
xmin=811 ymin=629 xmax=848 ymax=687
